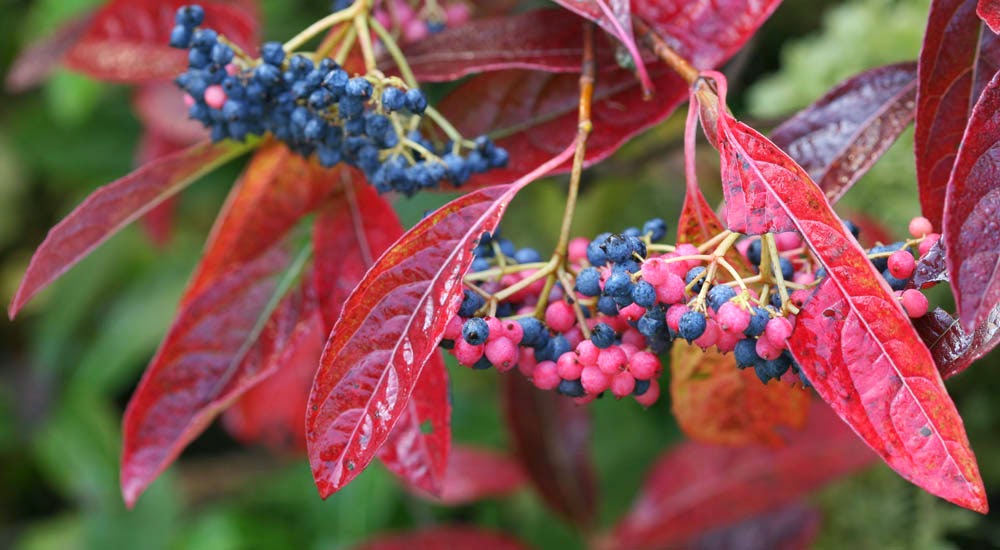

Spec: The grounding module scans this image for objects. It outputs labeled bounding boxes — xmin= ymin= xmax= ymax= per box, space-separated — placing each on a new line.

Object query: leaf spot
xmin=919 ymin=426 xmax=932 ymax=437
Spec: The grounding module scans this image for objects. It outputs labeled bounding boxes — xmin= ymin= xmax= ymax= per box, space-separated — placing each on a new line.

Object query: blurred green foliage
xmin=1 ymin=1 xmax=999 ymax=549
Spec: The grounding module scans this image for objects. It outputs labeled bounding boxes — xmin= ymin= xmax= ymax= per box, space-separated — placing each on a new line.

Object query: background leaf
xmin=915 ymin=307 xmax=1000 ymax=380
xmin=352 ymin=526 xmax=530 ymax=550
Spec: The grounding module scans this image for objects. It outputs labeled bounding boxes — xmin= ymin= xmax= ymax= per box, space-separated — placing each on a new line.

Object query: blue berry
xmin=316 ymin=146 xmax=341 ymax=168
xmin=638 ymin=313 xmax=666 ymax=338
xmin=601 ymin=234 xmax=632 ymax=264
xmin=596 ymin=296 xmax=618 ymax=316
xmin=188 ymin=48 xmax=210 ymax=68
xmin=734 ymin=338 xmax=762 ymax=369
xmin=678 ymin=311 xmax=707 ymax=342
xmin=170 ymin=25 xmax=193 ymax=48
xmin=587 ymin=233 xmax=611 ymax=265
xmin=685 ymin=266 xmax=707 ymax=293
xmin=623 ymin=227 xmax=641 ymax=238
xmin=744 ymin=307 xmax=769 ymax=337
xmin=191 ymin=28 xmax=218 ymax=49
xmin=779 ymin=257 xmax=794 ymax=280
xmin=557 ymin=379 xmax=586 ymax=397
xmin=473 ymin=356 xmax=493 ymax=370
xmin=843 ymin=220 xmax=860 ymax=238
xmin=591 ymin=323 xmax=616 ymax=349
xmin=882 ymin=269 xmax=909 ymax=291
xmin=458 ymin=290 xmax=484 ymax=317
xmin=517 ymin=317 xmax=545 ymax=347
xmin=404 ymin=88 xmax=428 ymax=113
xmin=631 ymin=280 xmax=657 ymax=308
xmin=643 ymin=218 xmax=667 ymax=241
xmin=175 ymin=6 xmax=205 ymax=27
xmin=746 ymin=239 xmax=762 ymax=266
xmin=444 ymin=153 xmax=470 ymax=185
xmin=603 ymin=270 xmax=633 ymax=298
xmin=210 ymin=43 xmax=233 ymax=65
xmin=346 ymin=77 xmax=373 ymax=98
xmin=462 ymin=317 xmax=489 ymax=345
xmin=633 ymin=378 xmax=651 ymax=396
xmin=869 ymin=242 xmax=904 ymax=272
xmin=514 ymin=248 xmax=542 ymax=264
xmin=381 ymin=87 xmax=406 ymax=111
xmin=261 ymin=42 xmax=286 ymax=66
xmin=707 ymin=285 xmax=737 ymax=311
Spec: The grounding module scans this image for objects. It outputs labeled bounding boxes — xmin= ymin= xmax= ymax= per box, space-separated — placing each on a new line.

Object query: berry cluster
xmin=439 ymin=216 xmax=941 ymax=405
xmin=169 ymin=5 xmax=507 ymax=196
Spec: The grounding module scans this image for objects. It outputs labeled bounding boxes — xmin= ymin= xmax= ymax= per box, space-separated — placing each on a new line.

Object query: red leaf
xmin=770 ymin=62 xmax=918 ymax=204
xmin=377 ymin=351 xmax=451 ymax=497
xmin=685 ymin=503 xmax=822 ymax=550
xmin=678 ymin=94 xmax=727 ymax=245
xmin=402 ymin=10 xmax=586 ymax=81
xmin=978 ymin=0 xmax=1000 ymax=33
xmin=912 ymin=239 xmax=949 ymax=288
xmin=353 ymin=527 xmax=529 ymax=550
xmin=916 ymin=0 xmax=1000 ymax=227
xmin=185 ymin=143 xmax=338 ymax=302
xmin=943 ymin=71 xmax=1000 ymax=330
xmin=134 ymin=130 xmax=191 ymax=247
xmin=5 ymin=11 xmax=94 ymax=92
xmin=550 ymin=0 xmax=653 ymax=93
xmin=703 ymin=71 xmax=988 ymax=512
xmin=915 ymin=307 xmax=1000 ymax=380
xmin=502 ymin=374 xmax=597 ymax=527
xmin=134 ymin=84 xmax=207 ymax=145
xmin=121 ymin=242 xmax=315 ymax=506
xmin=305 ymin=145 xmax=576 ymax=498
xmin=439 ymin=0 xmax=780 ymax=188
xmin=423 ymin=445 xmax=527 ymax=505
xmin=608 ymin=402 xmax=873 ymax=550
xmin=65 ymin=0 xmax=258 ymax=83
xmin=8 ymin=140 xmax=249 ymax=318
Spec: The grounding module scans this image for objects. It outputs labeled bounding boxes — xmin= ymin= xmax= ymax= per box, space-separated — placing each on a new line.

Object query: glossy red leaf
xmin=943 ymin=71 xmax=1000 ymax=330
xmin=64 ymin=0 xmax=258 ymax=83
xmin=134 ymin=130 xmax=191 ymax=247
xmin=305 ymin=145 xmax=576 ymax=498
xmin=608 ymin=402 xmax=873 ymax=550
xmin=134 ymin=83 xmax=207 ymax=145
xmin=678 ymin=96 xmax=727 ymax=246
xmin=438 ymin=0 xmax=780 ymax=188
xmin=550 ymin=0 xmax=653 ymax=93
xmin=377 ymin=351 xmax=451 ymax=497
xmin=8 ymin=140 xmax=249 ymax=318
xmin=915 ymin=307 xmax=1000 ymax=380
xmin=502 ymin=374 xmax=597 ymax=527
xmin=912 ymin=239 xmax=949 ymax=289
xmin=185 ymin=143 xmax=339 ymax=302
xmin=415 ymin=445 xmax=527 ymax=505
xmin=916 ymin=0 xmax=1000 ymax=227
xmin=770 ymin=62 xmax=918 ymax=204
xmin=5 ymin=11 xmax=94 ymax=92
xmin=702 ymin=71 xmax=988 ymax=512
xmin=401 ymin=10 xmax=586 ymax=81
xmin=353 ymin=527 xmax=529 ymax=550
xmin=686 ymin=503 xmax=821 ymax=550
xmin=121 ymin=242 xmax=314 ymax=506
xmin=979 ymin=0 xmax=1000 ymax=33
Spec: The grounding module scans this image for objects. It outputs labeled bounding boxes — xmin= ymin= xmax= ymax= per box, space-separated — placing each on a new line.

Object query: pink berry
xmin=611 ymin=371 xmax=636 ymax=398
xmin=568 ymin=237 xmax=590 ymax=264
xmin=619 ymin=303 xmax=645 ymax=322
xmin=445 ymin=1 xmax=471 ymax=25
xmin=597 ymin=346 xmax=627 ymax=375
xmin=919 ymin=233 xmax=941 ymax=256
xmin=443 ymin=315 xmax=463 ymax=340
xmin=518 ymin=348 xmax=537 ymax=377
xmin=454 ymin=339 xmax=484 ymax=366
xmin=716 ymin=302 xmax=750 ymax=333
xmin=224 ymin=63 xmax=239 ymax=76
xmin=556 ymin=352 xmax=582 ymax=380
xmin=887 ymin=250 xmax=915 ymax=279
xmin=666 ymin=304 xmax=689 ymax=332
xmin=576 ymin=340 xmax=600 ymax=366
xmin=628 ymin=351 xmax=659 ymax=380
xmin=901 ymin=289 xmax=929 ymax=318
xmin=764 ymin=317 xmax=793 ymax=348
xmin=908 ymin=216 xmax=934 ymax=238
xmin=634 ymin=379 xmax=661 ymax=407
xmin=793 ymin=272 xmax=815 ymax=285
xmin=545 ymin=301 xmax=575 ymax=333
xmin=485 ymin=337 xmax=518 ymax=372
xmin=183 ymin=93 xmax=195 ymax=108
xmin=755 ymin=336 xmax=783 ymax=361
xmin=619 ymin=343 xmax=639 ymax=359
xmin=580 ymin=365 xmax=610 ymax=394
xmin=501 ymin=319 xmax=524 ymax=344
xmin=674 ymin=244 xmax=700 ymax=270
xmin=564 ymin=327 xmax=583 ymax=349
xmin=716 ymin=331 xmax=741 ymax=353
xmin=532 ymin=361 xmax=560 ymax=390
xmin=775 ymin=231 xmax=802 ymax=251
xmin=403 ymin=18 xmax=429 ymax=42
xmin=641 ymin=258 xmax=670 ymax=285
xmin=204 ymin=84 xmax=227 ymax=109
xmin=655 ymin=273 xmax=687 ymax=305
xmin=573 ymin=394 xmax=598 ymax=405
xmin=485 ymin=316 xmax=504 ymax=338
xmin=620 ymin=328 xmax=646 ymax=348
xmin=694 ymin=319 xmax=720 ymax=350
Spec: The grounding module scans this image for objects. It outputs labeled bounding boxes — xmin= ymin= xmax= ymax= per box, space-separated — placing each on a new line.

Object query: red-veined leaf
xmin=5 ymin=11 xmax=94 ymax=92
xmin=305 ymin=144 xmax=576 ymax=498
xmin=678 ymin=90 xmax=727 ymax=245
xmin=121 ymin=242 xmax=314 ymax=507
xmin=352 ymin=526 xmax=529 ymax=550
xmin=686 ymin=503 xmax=821 ymax=550
xmin=185 ymin=143 xmax=339 ymax=302
xmin=415 ymin=445 xmax=527 ymax=505
xmin=502 ymin=374 xmax=597 ymax=527
xmin=134 ymin=130 xmax=191 ymax=247
xmin=979 ymin=0 xmax=1000 ymax=33
xmin=770 ymin=62 xmax=918 ymax=204
xmin=607 ymin=401 xmax=872 ymax=550
xmin=670 ymin=342 xmax=809 ymax=447
xmin=8 ymin=139 xmax=251 ymax=318
xmin=550 ymin=0 xmax=653 ymax=93
xmin=916 ymin=0 xmax=1000 ymax=227
xmin=915 ymin=307 xmax=1000 ymax=380
xmin=134 ymin=83 xmax=207 ymax=145
xmin=65 ymin=0 xmax=258 ymax=83
xmin=377 ymin=352 xmax=451 ymax=496
xmin=439 ymin=0 xmax=781 ymax=188
xmin=943 ymin=71 xmax=1000 ymax=330
xmin=703 ymin=70 xmax=988 ymax=512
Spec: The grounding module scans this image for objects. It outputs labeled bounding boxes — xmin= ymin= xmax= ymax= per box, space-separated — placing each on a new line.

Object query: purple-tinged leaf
xmin=915 ymin=307 xmax=1000 ymax=379
xmin=5 ymin=11 xmax=93 ymax=92
xmin=134 ymin=83 xmax=207 ymax=145
xmin=979 ymin=0 xmax=1000 ymax=32
xmin=943 ymin=71 xmax=1000 ymax=330
xmin=688 ymin=503 xmax=822 ymax=550
xmin=912 ymin=239 xmax=949 ymax=289
xmin=133 ymin=130 xmax=190 ymax=247
xmin=427 ymin=445 xmax=527 ymax=505
xmin=916 ymin=0 xmax=1000 ymax=227
xmin=9 ymin=140 xmax=250 ymax=319
xmin=770 ymin=62 xmax=918 ymax=204
xmin=502 ymin=374 xmax=597 ymax=527
xmin=305 ymin=145 xmax=576 ymax=498
xmin=353 ymin=527 xmax=530 ymax=550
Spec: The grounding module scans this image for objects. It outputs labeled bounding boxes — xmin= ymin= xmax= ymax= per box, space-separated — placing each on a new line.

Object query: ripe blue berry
xmin=381 ymin=87 xmax=406 ymax=111
xmin=261 ymin=42 xmax=286 ymax=66
xmin=517 ymin=317 xmax=545 ymax=347
xmin=637 ymin=313 xmax=666 ymax=338
xmin=643 ymin=218 xmax=667 ymax=241
xmin=678 ymin=311 xmax=707 ymax=342
xmin=514 ymin=248 xmax=542 ymax=264
xmin=746 ymin=239 xmax=762 ymax=266
xmin=744 ymin=307 xmax=769 ymax=337
xmin=633 ymin=378 xmax=651 ymax=396
xmin=734 ymin=338 xmax=762 ymax=368
xmin=346 ymin=77 xmax=373 ymax=98
xmin=597 ymin=296 xmax=619 ymax=316
xmin=843 ymin=220 xmax=860 ymax=238
xmin=210 ymin=43 xmax=233 ymax=65
xmin=685 ymin=266 xmax=707 ymax=293
xmin=591 ymin=323 xmax=616 ymax=349
xmin=462 ymin=317 xmax=489 ymax=345
xmin=631 ymin=280 xmax=657 ymax=308
xmin=458 ymin=289 xmax=484 ymax=317
xmin=557 ymin=379 xmax=586 ymax=397
xmin=191 ymin=28 xmax=218 ymax=49
xmin=869 ymin=243 xmax=904 ymax=272
xmin=707 ymin=285 xmax=737 ymax=311
xmin=170 ymin=25 xmax=193 ymax=48
xmin=601 ymin=234 xmax=632 ymax=264
xmin=779 ymin=257 xmax=794 ymax=280
xmin=404 ymin=88 xmax=428 ymax=113
xmin=175 ymin=5 xmax=205 ymax=27
xmin=882 ymin=269 xmax=909 ymax=291
xmin=603 ymin=270 xmax=633 ymax=298
xmin=587 ymin=233 xmax=611 ymax=265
